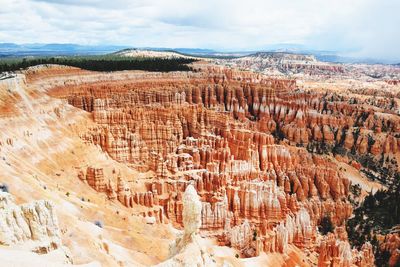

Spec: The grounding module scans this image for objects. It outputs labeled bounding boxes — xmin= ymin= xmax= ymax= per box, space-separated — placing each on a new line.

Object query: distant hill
xmin=114 ymin=48 xmax=199 ymax=59
xmin=114 ymin=48 xmax=239 ymax=60
xmin=139 ymin=47 xmax=216 ymax=55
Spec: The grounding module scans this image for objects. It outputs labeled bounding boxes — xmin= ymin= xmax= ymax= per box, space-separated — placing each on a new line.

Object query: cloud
xmin=0 ymin=0 xmax=399 ymax=61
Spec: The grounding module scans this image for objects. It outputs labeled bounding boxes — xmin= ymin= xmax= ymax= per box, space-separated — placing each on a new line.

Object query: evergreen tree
xmin=319 ymin=216 xmax=334 ymax=235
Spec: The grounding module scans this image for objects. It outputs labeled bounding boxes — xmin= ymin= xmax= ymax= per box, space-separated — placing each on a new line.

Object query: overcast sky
xmin=0 ymin=0 xmax=399 ymax=61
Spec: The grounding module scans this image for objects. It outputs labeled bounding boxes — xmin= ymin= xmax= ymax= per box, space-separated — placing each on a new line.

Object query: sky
xmin=0 ymin=0 xmax=399 ymax=61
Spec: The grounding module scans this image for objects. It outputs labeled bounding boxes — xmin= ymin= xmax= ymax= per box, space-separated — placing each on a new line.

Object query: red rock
xmin=86 ymin=167 xmax=107 ymax=192
xmin=47 ymin=67 xmax=388 ymax=261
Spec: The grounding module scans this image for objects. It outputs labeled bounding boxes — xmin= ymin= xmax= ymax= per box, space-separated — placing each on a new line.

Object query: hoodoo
xmin=182 ymin=185 xmax=202 ymax=241
xmin=0 ymin=47 xmax=398 ymax=266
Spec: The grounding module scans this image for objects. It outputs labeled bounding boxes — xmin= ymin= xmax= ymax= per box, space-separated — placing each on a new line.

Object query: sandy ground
xmin=337 ymin=161 xmax=385 ymax=194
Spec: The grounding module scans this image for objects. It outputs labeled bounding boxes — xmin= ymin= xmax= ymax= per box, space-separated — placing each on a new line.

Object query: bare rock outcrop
xmin=156 ymin=185 xmax=217 ymax=267
xmin=317 ymin=229 xmax=375 ymax=267
xmin=182 ymin=185 xmax=202 ymax=241
xmin=0 ymin=192 xmax=69 ymax=259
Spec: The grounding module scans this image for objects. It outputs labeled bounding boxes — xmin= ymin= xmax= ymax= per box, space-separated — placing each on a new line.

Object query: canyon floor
xmin=0 ymin=55 xmax=399 ymax=266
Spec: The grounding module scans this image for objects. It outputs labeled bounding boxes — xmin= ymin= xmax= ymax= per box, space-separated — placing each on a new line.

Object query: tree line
xmin=0 ymin=55 xmax=197 ymax=72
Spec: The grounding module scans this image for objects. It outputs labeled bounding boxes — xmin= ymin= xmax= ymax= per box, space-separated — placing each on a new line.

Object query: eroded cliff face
xmin=0 ymin=191 xmax=72 ymax=264
xmin=38 ymin=65 xmax=397 ymax=266
xmin=0 ymin=71 xmax=177 ymax=266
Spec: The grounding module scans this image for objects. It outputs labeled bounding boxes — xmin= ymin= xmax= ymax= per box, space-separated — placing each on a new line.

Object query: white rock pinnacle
xmin=183 ymin=185 xmax=202 ymax=238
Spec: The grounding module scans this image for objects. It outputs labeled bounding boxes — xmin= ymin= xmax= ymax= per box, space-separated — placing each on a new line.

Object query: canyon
xmin=0 ymin=55 xmax=399 ymax=266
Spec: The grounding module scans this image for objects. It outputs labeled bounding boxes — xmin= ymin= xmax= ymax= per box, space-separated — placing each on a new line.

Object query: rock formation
xmin=182 ymin=185 xmax=202 ymax=241
xmin=0 ymin=192 xmax=70 ymax=262
xmin=47 ymin=68 xmax=357 ymax=261
xmin=380 ymin=232 xmax=400 ymax=267
xmin=26 ymin=63 xmax=398 ymax=266
xmin=317 ymin=230 xmax=375 ymax=267
xmin=156 ymin=184 xmax=218 ymax=267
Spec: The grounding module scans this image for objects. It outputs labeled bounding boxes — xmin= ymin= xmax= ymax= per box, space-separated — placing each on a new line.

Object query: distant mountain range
xmin=0 ymin=43 xmax=398 ymax=65
xmin=0 ymin=43 xmax=220 ymax=57
xmin=0 ymin=43 xmax=129 ymax=57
